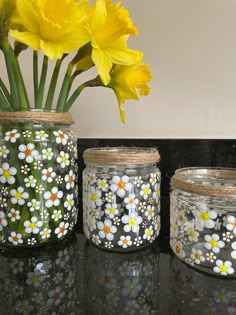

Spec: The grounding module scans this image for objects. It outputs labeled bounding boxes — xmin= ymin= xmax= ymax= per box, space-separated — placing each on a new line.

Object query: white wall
xmin=2 ymin=0 xmax=236 ymax=138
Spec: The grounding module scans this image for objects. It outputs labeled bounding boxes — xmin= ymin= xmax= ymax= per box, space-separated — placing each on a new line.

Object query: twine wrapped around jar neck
xmin=84 ymin=147 xmax=160 ymax=166
xmin=171 ymin=168 xmax=236 ymax=198
xmin=0 ymin=111 xmax=74 ymax=125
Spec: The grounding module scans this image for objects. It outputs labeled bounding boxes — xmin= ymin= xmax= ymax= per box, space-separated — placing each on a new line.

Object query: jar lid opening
xmin=171 ymin=167 xmax=236 ymax=198
xmin=83 ymin=147 xmax=160 ymax=166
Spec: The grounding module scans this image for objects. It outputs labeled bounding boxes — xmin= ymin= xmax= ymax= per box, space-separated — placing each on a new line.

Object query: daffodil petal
xmin=14 ymin=0 xmax=39 ymax=32
xmin=90 ymin=0 xmax=106 ymax=31
xmin=92 ymin=48 xmax=112 ymax=85
xmin=9 ymin=30 xmax=40 ymax=50
xmin=106 ymin=46 xmax=143 ymax=65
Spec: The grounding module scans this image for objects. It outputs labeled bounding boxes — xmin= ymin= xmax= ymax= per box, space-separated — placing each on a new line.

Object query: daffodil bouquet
xmin=0 ymin=0 xmax=152 ymax=123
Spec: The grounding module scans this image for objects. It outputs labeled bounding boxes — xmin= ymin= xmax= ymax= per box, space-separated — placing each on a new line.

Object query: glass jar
xmin=0 ymin=111 xmax=78 ymax=248
xmin=83 ymin=147 xmax=161 ymax=251
xmin=170 ymin=167 xmax=236 ymax=277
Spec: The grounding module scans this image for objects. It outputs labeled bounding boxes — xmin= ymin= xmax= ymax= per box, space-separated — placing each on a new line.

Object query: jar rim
xmin=83 ymin=147 xmax=160 ymax=166
xmin=171 ymin=167 xmax=236 ymax=198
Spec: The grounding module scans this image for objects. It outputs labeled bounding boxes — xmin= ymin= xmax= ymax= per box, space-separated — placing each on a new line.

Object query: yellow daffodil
xmin=108 ymin=62 xmax=152 ymax=123
xmin=9 ymin=0 xmax=91 ymax=59
xmin=88 ymin=0 xmax=143 ymax=85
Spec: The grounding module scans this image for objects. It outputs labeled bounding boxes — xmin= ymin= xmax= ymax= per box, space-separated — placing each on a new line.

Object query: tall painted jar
xmin=0 ymin=111 xmax=78 ymax=248
xmin=83 ymin=147 xmax=161 ymax=251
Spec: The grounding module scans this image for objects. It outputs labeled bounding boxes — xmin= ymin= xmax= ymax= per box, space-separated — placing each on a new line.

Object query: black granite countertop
xmin=1 ymin=227 xmax=236 ymax=315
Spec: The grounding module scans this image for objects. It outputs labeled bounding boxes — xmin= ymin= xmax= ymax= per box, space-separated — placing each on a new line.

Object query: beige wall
xmin=2 ymin=0 xmax=236 ymax=138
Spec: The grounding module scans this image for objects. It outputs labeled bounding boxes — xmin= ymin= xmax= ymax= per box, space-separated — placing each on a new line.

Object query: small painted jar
xmin=170 ymin=167 xmax=236 ymax=277
xmin=82 ymin=147 xmax=161 ymax=251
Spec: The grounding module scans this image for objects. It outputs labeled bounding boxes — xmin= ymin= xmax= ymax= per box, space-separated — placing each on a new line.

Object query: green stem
xmin=56 ymin=62 xmax=74 ymax=112
xmin=1 ymin=41 xmax=19 ymax=110
xmin=2 ymin=41 xmax=30 ymax=110
xmin=44 ymin=58 xmax=63 ymax=110
xmin=35 ymin=55 xmax=48 ymax=109
xmin=64 ymin=76 xmax=102 ymax=112
xmin=0 ymin=77 xmax=12 ymax=108
xmin=33 ymin=51 xmax=39 ymax=106
xmin=0 ymin=88 xmax=12 ymax=111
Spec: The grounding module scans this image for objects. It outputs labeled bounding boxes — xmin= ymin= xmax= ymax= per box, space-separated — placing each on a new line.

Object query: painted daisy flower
xmin=34 ymin=160 xmax=43 ymax=170
xmin=92 ymin=234 xmax=101 ymax=246
xmin=44 ymin=187 xmax=63 ymax=208
xmin=134 ymin=176 xmax=143 ymax=187
xmin=8 ymin=209 xmax=20 ymax=222
xmin=0 ymin=145 xmax=9 ymax=158
xmin=230 ymin=241 xmax=236 ymax=259
xmin=134 ymin=236 xmax=143 ymax=247
xmin=0 ymin=211 xmax=7 ymax=230
xmin=4 ymin=129 xmax=20 ymax=143
xmin=53 ymin=130 xmax=68 ymax=145
xmin=35 ymin=130 xmax=49 ymax=141
xmin=42 ymin=168 xmax=56 ymax=183
xmin=65 ymin=170 xmax=75 ymax=189
xmin=27 ymin=199 xmax=40 ymax=212
xmin=22 ymin=130 xmax=31 ymax=138
xmin=105 ymin=203 xmax=119 ymax=219
xmin=97 ymin=219 xmax=117 ymax=240
xmin=8 ymin=232 xmax=23 ymax=245
xmin=24 ymin=175 xmax=37 ymax=188
xmin=222 ymin=231 xmax=233 ymax=242
xmin=0 ymin=196 xmax=7 ymax=208
xmin=190 ymin=248 xmax=205 ymax=264
xmin=51 ymin=210 xmax=63 ymax=222
xmin=170 ymin=239 xmax=185 ymax=258
xmin=226 ymin=215 xmax=236 ymax=234
xmin=64 ymin=194 xmax=74 ymax=211
xmin=40 ymin=228 xmax=52 ymax=239
xmin=213 ymin=260 xmax=234 ymax=276
xmin=122 ymin=212 xmax=142 ymax=233
xmin=206 ymin=252 xmax=217 ymax=263
xmin=97 ymin=178 xmax=109 ymax=192
xmin=194 ymin=205 xmax=217 ymax=231
xmin=56 ymin=151 xmax=70 ymax=168
xmin=42 ymin=148 xmax=54 ymax=160
xmin=204 ymin=234 xmax=225 ymax=253
xmin=24 ymin=216 xmax=43 ymax=234
xmin=144 ymin=205 xmax=155 ymax=220
xmin=55 ymin=222 xmax=69 ymax=239
xmin=143 ymin=226 xmax=154 ymax=241
xmin=149 ymin=173 xmax=158 ymax=185
xmin=89 ymin=186 xmax=102 ymax=208
xmin=138 ymin=201 xmax=147 ymax=213
xmin=118 ymin=236 xmax=132 ymax=248
xmin=10 ymin=187 xmax=29 ymax=205
xmin=21 ymin=164 xmax=30 ymax=174
xmin=153 ymin=183 xmax=160 ymax=202
xmin=124 ymin=193 xmax=139 ymax=210
xmin=110 ymin=175 xmax=132 ymax=198
xmin=0 ymin=162 xmax=17 ymax=184
xmin=186 ymin=228 xmax=199 ymax=242
xmin=140 ymin=183 xmax=152 ymax=200
xmin=18 ymin=143 xmax=38 ymax=163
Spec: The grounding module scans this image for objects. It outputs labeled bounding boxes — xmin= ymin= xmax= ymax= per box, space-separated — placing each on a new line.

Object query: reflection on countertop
xmin=0 ymin=230 xmax=236 ymax=315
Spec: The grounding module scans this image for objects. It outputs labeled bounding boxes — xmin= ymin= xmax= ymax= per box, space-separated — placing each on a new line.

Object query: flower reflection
xmin=84 ymin=242 xmax=160 ymax=315
xmin=170 ymin=254 xmax=236 ymax=315
xmin=0 ymin=235 xmax=79 ymax=315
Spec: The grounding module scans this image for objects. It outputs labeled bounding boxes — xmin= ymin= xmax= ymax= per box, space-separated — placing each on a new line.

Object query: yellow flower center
xmin=109 ymin=207 xmax=115 ymax=214
xmin=100 ymin=180 xmax=106 ymax=188
xmin=15 ymin=192 xmax=22 ymax=200
xmin=2 ymin=170 xmax=10 ymax=178
xmin=91 ymin=193 xmax=97 ymax=201
xmin=61 ymin=157 xmax=67 ymax=163
xmin=146 ymin=229 xmax=152 ymax=237
xmin=29 ymin=222 xmax=36 ymax=229
xmin=128 ymin=218 xmax=136 ymax=227
xmin=210 ymin=240 xmax=218 ymax=248
xmin=219 ymin=265 xmax=227 ymax=273
xmin=200 ymin=211 xmax=209 ymax=221
xmin=143 ymin=187 xmax=150 ymax=195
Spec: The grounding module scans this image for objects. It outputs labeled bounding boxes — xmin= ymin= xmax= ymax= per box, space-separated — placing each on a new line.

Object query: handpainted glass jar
xmin=0 ymin=111 xmax=78 ymax=248
xmin=83 ymin=147 xmax=161 ymax=251
xmin=170 ymin=167 xmax=236 ymax=277
xmin=83 ymin=241 xmax=160 ymax=315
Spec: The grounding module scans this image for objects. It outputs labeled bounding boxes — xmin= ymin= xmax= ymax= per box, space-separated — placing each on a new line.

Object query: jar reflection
xmin=170 ymin=254 xmax=236 ymax=315
xmin=84 ymin=242 xmax=160 ymax=315
xmin=0 ymin=235 xmax=79 ymax=315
